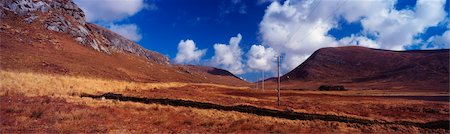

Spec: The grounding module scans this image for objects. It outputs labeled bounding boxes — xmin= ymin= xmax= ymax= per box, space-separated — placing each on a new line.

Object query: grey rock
xmin=48 ymin=0 xmax=85 ymax=25
xmin=87 ymin=23 xmax=170 ymax=64
xmin=24 ymin=14 xmax=38 ymax=24
xmin=99 ymin=45 xmax=110 ymax=54
xmin=46 ymin=25 xmax=59 ymax=32
xmin=44 ymin=15 xmax=70 ymax=32
xmin=78 ymin=25 xmax=89 ymax=35
xmin=4 ymin=0 xmax=50 ymax=16
xmin=75 ymin=37 xmax=84 ymax=43
xmin=90 ymin=39 xmax=100 ymax=51
xmin=0 ymin=9 xmax=5 ymax=20
xmin=32 ymin=1 xmax=49 ymax=12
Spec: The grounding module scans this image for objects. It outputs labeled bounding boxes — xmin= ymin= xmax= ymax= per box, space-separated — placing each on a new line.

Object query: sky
xmin=74 ymin=0 xmax=449 ymax=82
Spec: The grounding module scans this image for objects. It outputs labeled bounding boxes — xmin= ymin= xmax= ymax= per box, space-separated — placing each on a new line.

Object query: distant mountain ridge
xmin=273 ymin=46 xmax=449 ymax=90
xmin=283 ymin=46 xmax=449 ymax=82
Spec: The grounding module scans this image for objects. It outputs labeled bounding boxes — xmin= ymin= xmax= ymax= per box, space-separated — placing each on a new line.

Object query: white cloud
xmin=259 ymin=0 xmax=448 ymax=71
xmin=211 ymin=34 xmax=245 ymax=75
xmin=246 ymin=45 xmax=277 ymax=71
xmin=174 ymin=39 xmax=207 ymax=64
xmin=360 ymin=0 xmax=447 ymax=50
xmin=107 ymin=23 xmax=142 ymax=42
xmin=74 ymin=0 xmax=147 ymax=22
xmin=73 ymin=0 xmax=153 ymax=42
xmin=338 ymin=35 xmax=380 ymax=48
xmin=422 ymin=30 xmax=450 ymax=49
xmin=259 ymin=0 xmax=338 ymax=70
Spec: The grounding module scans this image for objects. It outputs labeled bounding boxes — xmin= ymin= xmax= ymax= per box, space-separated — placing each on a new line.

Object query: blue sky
xmin=129 ymin=0 xmax=267 ymax=59
xmin=74 ymin=0 xmax=449 ymax=82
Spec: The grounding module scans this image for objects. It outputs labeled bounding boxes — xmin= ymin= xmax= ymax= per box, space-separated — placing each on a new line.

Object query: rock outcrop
xmin=0 ymin=0 xmax=169 ymax=64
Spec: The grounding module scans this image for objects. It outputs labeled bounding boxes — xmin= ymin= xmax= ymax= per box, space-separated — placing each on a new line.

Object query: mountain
xmin=270 ymin=46 xmax=449 ymax=91
xmin=0 ymin=0 xmax=248 ymax=86
xmin=1 ymin=0 xmax=168 ymax=64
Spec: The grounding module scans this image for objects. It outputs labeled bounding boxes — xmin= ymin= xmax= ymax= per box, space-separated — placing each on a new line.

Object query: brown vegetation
xmin=0 ymin=70 xmax=248 ymax=96
xmin=1 ymin=92 xmax=446 ymax=133
xmin=0 ymin=15 xmax=249 ymax=86
xmin=269 ymin=46 xmax=449 ymax=91
xmin=1 ymin=71 xmax=448 ymax=133
xmin=1 ymin=0 xmax=448 ymax=133
xmin=318 ymin=85 xmax=347 ymax=91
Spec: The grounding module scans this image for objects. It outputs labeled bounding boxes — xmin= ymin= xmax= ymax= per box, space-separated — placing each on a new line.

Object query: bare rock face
xmin=86 ymin=24 xmax=169 ymax=64
xmin=2 ymin=0 xmax=50 ymax=16
xmin=0 ymin=0 xmax=169 ymax=64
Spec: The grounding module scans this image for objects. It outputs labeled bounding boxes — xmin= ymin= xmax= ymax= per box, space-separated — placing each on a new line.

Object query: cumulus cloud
xmin=246 ymin=45 xmax=277 ymax=71
xmin=73 ymin=0 xmax=153 ymax=42
xmin=422 ymin=30 xmax=450 ymax=49
xmin=211 ymin=34 xmax=245 ymax=75
xmin=74 ymin=0 xmax=147 ymax=22
xmin=259 ymin=0 xmax=448 ymax=71
xmin=338 ymin=35 xmax=380 ymax=48
xmin=174 ymin=40 xmax=207 ymax=64
xmin=360 ymin=0 xmax=447 ymax=50
xmin=107 ymin=23 xmax=142 ymax=42
xmin=259 ymin=0 xmax=338 ymax=69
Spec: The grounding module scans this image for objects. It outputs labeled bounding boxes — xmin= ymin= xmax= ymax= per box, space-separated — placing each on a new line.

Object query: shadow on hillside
xmin=207 ymin=68 xmax=239 ymax=78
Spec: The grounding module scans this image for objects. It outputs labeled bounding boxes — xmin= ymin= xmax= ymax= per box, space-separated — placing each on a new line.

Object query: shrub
xmin=30 ymin=110 xmax=44 ymax=119
xmin=318 ymin=85 xmax=346 ymax=91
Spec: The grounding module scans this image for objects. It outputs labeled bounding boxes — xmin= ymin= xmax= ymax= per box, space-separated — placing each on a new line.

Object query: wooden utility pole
xmin=255 ymin=77 xmax=259 ymax=89
xmin=277 ymin=56 xmax=281 ymax=106
xmin=262 ymin=70 xmax=264 ymax=90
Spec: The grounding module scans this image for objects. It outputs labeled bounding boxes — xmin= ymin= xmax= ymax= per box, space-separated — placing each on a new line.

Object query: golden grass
xmin=4 ymin=93 xmax=441 ymax=133
xmin=1 ymin=70 xmax=447 ymax=133
xmin=59 ymin=95 xmax=414 ymax=133
xmin=0 ymin=70 xmax=247 ymax=97
xmin=294 ymin=90 xmax=449 ymax=97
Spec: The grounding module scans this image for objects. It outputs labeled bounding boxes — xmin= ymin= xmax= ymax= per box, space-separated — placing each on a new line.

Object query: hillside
xmin=0 ymin=0 xmax=248 ymax=86
xmin=266 ymin=46 xmax=449 ymax=91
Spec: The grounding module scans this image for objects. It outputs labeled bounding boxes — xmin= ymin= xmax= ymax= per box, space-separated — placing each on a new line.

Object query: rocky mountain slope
xmin=1 ymin=0 xmax=169 ymax=64
xmin=274 ymin=46 xmax=449 ymax=91
xmin=0 ymin=0 xmax=249 ymax=86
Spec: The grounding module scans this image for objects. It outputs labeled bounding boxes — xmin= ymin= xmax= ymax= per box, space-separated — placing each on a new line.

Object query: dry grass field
xmin=0 ymin=70 xmax=449 ymax=133
xmin=0 ymin=70 xmax=247 ymax=96
xmin=1 ymin=0 xmax=448 ymax=133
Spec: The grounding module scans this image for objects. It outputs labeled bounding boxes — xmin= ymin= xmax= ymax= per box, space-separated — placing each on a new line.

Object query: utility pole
xmin=255 ymin=77 xmax=259 ymax=89
xmin=277 ymin=56 xmax=281 ymax=106
xmin=262 ymin=70 xmax=264 ymax=90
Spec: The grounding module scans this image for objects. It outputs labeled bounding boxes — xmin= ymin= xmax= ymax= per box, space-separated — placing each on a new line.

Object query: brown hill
xmin=267 ymin=46 xmax=449 ymax=91
xmin=0 ymin=0 xmax=248 ymax=86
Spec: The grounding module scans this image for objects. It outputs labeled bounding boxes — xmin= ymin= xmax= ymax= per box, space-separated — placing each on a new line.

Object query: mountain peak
xmin=0 ymin=0 xmax=169 ymax=64
xmin=281 ymin=46 xmax=449 ymax=90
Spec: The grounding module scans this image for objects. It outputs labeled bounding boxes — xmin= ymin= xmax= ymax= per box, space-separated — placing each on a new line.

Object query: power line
xmin=286 ymin=0 xmax=322 ymax=44
xmin=295 ymin=0 xmax=348 ymax=46
xmin=272 ymin=0 xmax=348 ymax=106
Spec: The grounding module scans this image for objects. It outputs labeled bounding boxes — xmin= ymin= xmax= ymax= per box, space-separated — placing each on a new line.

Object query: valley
xmin=0 ymin=0 xmax=448 ymax=133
